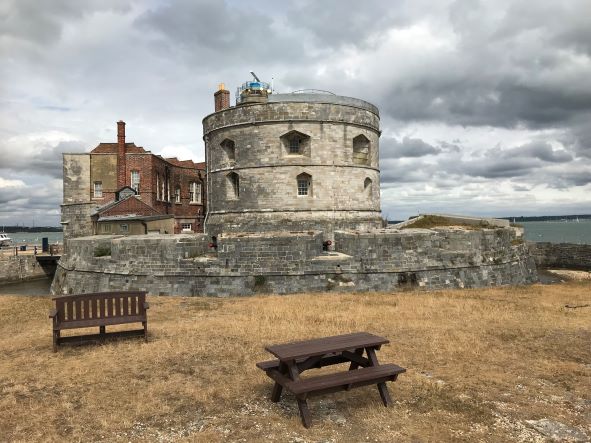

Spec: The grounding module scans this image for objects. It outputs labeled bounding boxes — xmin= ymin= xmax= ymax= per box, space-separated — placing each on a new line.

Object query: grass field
xmin=0 ymin=282 xmax=589 ymax=442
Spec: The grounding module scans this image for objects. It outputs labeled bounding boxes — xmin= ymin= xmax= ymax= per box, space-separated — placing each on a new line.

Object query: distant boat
xmin=0 ymin=232 xmax=12 ymax=247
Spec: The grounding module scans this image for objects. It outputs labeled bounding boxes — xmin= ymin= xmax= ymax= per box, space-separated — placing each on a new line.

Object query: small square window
xmin=297 ymin=178 xmax=309 ymax=196
xmin=181 ymin=223 xmax=192 ymax=232
xmin=120 ymin=224 xmax=129 ymax=232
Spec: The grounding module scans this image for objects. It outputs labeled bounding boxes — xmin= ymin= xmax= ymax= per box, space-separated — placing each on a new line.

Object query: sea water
xmin=521 ymin=220 xmax=591 ymax=244
xmin=6 ymin=231 xmax=63 ymax=245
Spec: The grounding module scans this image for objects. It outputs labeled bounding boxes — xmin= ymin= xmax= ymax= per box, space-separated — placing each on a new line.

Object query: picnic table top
xmin=265 ymin=332 xmax=389 ymax=361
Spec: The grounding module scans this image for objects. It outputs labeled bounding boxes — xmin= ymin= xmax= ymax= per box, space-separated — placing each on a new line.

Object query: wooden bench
xmin=257 ymin=332 xmax=406 ymax=427
xmin=49 ymin=291 xmax=149 ymax=352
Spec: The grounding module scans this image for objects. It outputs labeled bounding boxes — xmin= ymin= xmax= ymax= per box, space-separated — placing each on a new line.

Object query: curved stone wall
xmin=51 ymin=228 xmax=538 ymax=296
xmin=203 ymin=99 xmax=383 ymax=236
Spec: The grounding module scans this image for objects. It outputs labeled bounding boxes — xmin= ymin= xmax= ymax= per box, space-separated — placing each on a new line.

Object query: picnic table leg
xmin=348 ymin=348 xmax=365 ymax=370
xmin=287 ymin=362 xmax=313 ymax=428
xmin=366 ymin=347 xmax=393 ymax=407
xmin=270 ymin=362 xmax=287 ymax=402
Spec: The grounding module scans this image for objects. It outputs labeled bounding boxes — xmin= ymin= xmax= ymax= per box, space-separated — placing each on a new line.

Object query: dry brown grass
xmin=0 ymin=282 xmax=590 ymax=442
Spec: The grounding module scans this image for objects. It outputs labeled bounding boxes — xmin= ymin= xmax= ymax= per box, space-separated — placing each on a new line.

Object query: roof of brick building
xmin=91 ymin=143 xmax=147 ymax=154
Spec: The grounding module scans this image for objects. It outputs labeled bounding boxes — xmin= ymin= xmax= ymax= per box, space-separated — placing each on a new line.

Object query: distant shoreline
xmin=1 ymin=226 xmax=62 ymax=233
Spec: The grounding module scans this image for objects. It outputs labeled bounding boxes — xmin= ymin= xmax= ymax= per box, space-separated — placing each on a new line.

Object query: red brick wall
xmin=214 ymin=89 xmax=230 ymax=112
xmin=90 ymin=150 xmax=206 ymax=233
xmin=100 ymin=196 xmax=160 ymax=217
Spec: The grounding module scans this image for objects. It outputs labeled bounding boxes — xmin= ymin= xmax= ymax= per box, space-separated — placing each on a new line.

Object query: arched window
xmin=353 ymin=134 xmax=370 ymax=165
xmin=364 ymin=177 xmax=372 ymax=197
xmin=221 ymin=139 xmax=236 ymax=162
xmin=297 ymin=173 xmax=312 ymax=196
xmin=227 ymin=172 xmax=240 ymax=199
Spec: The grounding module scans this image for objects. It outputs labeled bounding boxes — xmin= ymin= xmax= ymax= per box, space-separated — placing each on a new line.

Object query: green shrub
xmin=94 ymin=245 xmax=111 ymax=257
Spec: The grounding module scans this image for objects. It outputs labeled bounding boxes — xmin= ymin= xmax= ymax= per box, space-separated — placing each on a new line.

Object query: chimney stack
xmin=214 ymin=83 xmax=230 ymax=112
xmin=117 ymin=120 xmax=126 ymax=189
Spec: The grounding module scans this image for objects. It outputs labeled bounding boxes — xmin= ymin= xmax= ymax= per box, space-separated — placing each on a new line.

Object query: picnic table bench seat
xmin=49 ymin=291 xmax=149 ymax=352
xmin=273 ymin=363 xmax=405 ymax=397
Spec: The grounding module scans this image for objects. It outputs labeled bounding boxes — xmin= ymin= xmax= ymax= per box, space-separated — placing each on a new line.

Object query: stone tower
xmin=203 ymin=84 xmax=383 ymax=237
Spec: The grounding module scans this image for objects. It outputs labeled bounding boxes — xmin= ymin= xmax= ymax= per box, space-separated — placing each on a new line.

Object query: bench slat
xmin=55 ymin=315 xmax=147 ymax=330
xmin=131 ymin=296 xmax=137 ymax=316
xmin=107 ymin=298 xmax=113 ymax=318
xmin=287 ymin=364 xmax=406 ymax=396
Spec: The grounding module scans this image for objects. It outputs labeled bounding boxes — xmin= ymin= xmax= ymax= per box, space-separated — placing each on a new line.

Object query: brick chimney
xmin=214 ymin=83 xmax=230 ymax=112
xmin=117 ymin=120 xmax=126 ymax=188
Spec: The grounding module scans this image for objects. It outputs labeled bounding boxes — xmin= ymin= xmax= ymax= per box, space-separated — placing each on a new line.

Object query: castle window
xmin=227 ymin=172 xmax=240 ymax=199
xmin=221 ymin=139 xmax=236 ymax=162
xmin=281 ymin=130 xmax=311 ymax=157
xmin=175 ymin=186 xmax=181 ymax=203
xmin=364 ymin=177 xmax=373 ymax=197
xmin=353 ymin=135 xmax=370 ymax=165
xmin=189 ymin=182 xmax=201 ymax=204
xmin=289 ymin=137 xmax=300 ymax=154
xmin=131 ymin=170 xmax=140 ymax=192
xmin=297 ymin=173 xmax=312 ymax=196
xmin=93 ymin=181 xmax=103 ymax=198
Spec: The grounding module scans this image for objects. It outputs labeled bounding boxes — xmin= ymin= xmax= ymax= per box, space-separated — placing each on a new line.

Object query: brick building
xmin=61 ymin=121 xmax=205 ymax=242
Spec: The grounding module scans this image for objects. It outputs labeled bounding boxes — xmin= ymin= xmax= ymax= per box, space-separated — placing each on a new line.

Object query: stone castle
xmin=51 ymin=77 xmax=537 ymax=296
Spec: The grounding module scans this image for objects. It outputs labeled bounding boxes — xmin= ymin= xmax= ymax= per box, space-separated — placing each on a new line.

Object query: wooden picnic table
xmin=257 ymin=332 xmax=405 ymax=428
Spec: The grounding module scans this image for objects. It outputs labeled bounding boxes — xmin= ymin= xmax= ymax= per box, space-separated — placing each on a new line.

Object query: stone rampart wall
xmin=528 ymin=242 xmax=591 ymax=270
xmin=0 ymin=255 xmax=56 ymax=284
xmin=52 ymin=228 xmax=537 ymax=296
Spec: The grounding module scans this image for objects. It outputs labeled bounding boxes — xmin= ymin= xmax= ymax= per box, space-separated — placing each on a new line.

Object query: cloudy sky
xmin=1 ymin=0 xmax=590 ymax=226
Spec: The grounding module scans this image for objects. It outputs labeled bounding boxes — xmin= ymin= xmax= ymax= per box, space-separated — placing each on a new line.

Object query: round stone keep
xmin=202 ymin=93 xmax=383 ymax=236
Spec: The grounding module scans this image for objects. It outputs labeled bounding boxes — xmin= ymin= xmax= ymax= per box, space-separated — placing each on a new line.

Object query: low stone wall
xmin=0 ymin=255 xmax=57 ymax=284
xmin=528 ymin=242 xmax=591 ymax=270
xmin=51 ymin=227 xmax=538 ymax=296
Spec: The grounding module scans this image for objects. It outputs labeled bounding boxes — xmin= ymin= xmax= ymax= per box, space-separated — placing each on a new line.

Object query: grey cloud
xmin=285 ymin=0 xmax=411 ymax=49
xmin=381 ymin=136 xmax=442 ymax=158
xmin=135 ymin=0 xmax=306 ymax=64
xmin=0 ymin=140 xmax=86 ymax=178
xmin=0 ymin=0 xmax=132 ymax=45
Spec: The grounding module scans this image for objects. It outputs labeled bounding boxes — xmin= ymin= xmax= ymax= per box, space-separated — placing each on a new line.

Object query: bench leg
xmin=366 ymin=347 xmax=393 ymax=407
xmin=52 ymin=330 xmax=59 ymax=353
xmin=296 ymin=397 xmax=312 ymax=428
xmin=99 ymin=325 xmax=106 ymax=335
xmin=143 ymin=321 xmax=148 ymax=343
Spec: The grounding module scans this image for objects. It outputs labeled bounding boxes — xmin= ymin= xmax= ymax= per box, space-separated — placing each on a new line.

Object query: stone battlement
xmin=51 ymin=227 xmax=537 ymax=296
